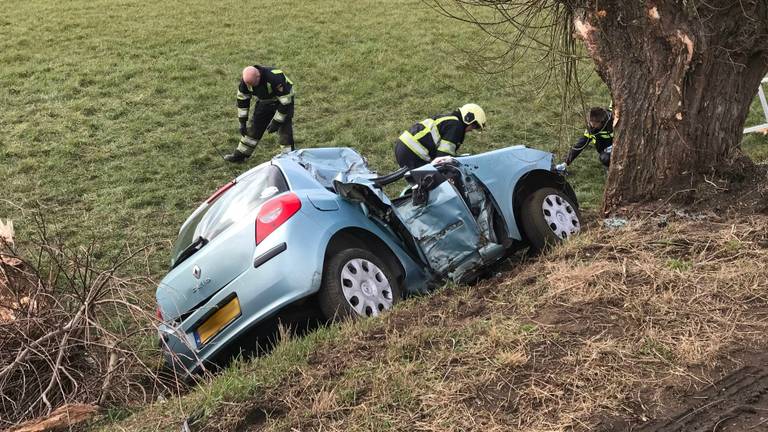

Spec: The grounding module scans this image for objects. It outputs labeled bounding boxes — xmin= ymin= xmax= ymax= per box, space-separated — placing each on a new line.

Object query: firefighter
xmin=556 ymin=106 xmax=614 ymax=172
xmin=224 ymin=65 xmax=295 ymax=163
xmin=394 ymin=103 xmax=487 ymax=169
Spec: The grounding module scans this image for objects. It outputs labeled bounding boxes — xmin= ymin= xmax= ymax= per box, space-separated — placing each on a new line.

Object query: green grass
xmin=0 ymin=0 xmax=614 ymax=274
xmin=3 ymin=0 xmax=766 ymax=272
xmin=665 ymin=258 xmax=692 ymax=272
xmin=3 ymin=0 xmax=764 ymax=272
xmin=743 ymin=95 xmax=768 ymax=161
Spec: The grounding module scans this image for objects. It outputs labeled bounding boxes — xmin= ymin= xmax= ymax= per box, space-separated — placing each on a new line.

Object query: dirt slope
xmin=633 ymin=364 xmax=768 ymax=432
xmin=160 ymin=206 xmax=764 ymax=432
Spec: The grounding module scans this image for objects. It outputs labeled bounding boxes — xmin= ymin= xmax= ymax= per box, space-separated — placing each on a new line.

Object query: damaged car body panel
xmin=280 ymin=147 xmax=376 ymax=189
xmin=390 ymin=165 xmax=495 ymax=281
xmin=457 ymin=145 xmax=558 ymax=241
xmin=396 ymin=181 xmax=481 ymax=276
xmin=156 ymin=146 xmax=579 ymax=376
xmin=332 ymin=146 xmax=554 ymax=282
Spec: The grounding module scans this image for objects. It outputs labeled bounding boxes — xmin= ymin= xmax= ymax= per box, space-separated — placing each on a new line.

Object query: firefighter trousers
xmin=247 ymin=100 xmax=295 ymax=149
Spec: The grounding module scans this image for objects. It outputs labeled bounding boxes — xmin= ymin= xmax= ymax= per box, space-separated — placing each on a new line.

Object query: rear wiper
xmin=172 ymin=236 xmax=209 ymax=269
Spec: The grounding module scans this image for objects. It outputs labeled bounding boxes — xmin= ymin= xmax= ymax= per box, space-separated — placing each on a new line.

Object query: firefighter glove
xmin=555 ymin=162 xmax=568 ymax=173
xmin=431 ymin=156 xmax=457 ymax=166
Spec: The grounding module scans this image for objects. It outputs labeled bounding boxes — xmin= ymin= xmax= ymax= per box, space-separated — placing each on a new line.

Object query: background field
xmin=2 ymin=0 xmax=767 ymax=273
xmin=2 ymin=0 xmax=768 ymax=429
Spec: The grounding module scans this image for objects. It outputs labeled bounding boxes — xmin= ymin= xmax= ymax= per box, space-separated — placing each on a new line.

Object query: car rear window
xmin=170 ymin=164 xmax=288 ymax=268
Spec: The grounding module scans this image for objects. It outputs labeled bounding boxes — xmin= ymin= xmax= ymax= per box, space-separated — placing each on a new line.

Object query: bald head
xmin=242 ymin=66 xmax=260 ymax=86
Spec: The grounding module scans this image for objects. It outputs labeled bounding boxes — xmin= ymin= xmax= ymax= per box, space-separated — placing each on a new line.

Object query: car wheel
xmin=520 ymin=187 xmax=581 ymax=252
xmin=318 ymin=248 xmax=401 ymax=320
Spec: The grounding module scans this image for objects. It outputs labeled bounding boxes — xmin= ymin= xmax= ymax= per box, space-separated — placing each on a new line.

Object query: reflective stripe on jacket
xmin=398 ymin=112 xmax=465 ymax=161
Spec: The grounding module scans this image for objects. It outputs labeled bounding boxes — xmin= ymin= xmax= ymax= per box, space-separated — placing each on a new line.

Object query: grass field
xmin=3 ymin=0 xmax=767 ymax=272
xmin=0 ymin=0 xmax=619 ymax=272
xmin=2 ymin=0 xmax=768 ymax=429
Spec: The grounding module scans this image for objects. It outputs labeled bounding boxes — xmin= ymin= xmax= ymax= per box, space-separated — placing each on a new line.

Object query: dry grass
xmin=0 ymin=211 xmax=185 ymax=429
xmin=104 ymin=169 xmax=765 ymax=432
xmin=226 ymin=214 xmax=768 ymax=431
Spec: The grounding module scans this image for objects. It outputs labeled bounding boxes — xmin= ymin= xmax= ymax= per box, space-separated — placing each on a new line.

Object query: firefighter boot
xmin=224 ymin=149 xmax=249 ymax=163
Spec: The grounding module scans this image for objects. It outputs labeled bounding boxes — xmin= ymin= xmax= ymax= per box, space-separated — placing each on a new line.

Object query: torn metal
xmin=334 ymin=158 xmax=508 ymax=283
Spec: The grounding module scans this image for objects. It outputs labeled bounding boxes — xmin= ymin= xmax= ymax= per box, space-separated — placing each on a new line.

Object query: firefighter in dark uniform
xmin=394 ymin=103 xmax=487 ymax=169
xmin=556 ymin=107 xmax=614 ymax=172
xmin=224 ymin=65 xmax=295 ymax=163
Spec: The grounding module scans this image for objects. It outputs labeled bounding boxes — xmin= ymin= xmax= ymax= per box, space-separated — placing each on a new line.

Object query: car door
xmin=392 ymin=175 xmax=484 ymax=277
xmin=334 ymin=165 xmax=485 ymax=279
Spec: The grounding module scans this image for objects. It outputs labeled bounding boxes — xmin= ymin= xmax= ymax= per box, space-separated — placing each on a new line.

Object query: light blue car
xmin=156 ymin=146 xmax=581 ymax=374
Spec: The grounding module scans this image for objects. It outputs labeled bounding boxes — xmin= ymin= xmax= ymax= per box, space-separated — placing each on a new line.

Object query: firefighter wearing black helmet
xmin=556 ymin=106 xmax=614 ymax=172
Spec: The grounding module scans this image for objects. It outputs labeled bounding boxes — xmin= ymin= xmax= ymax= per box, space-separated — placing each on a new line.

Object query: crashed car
xmin=156 ymin=146 xmax=580 ymax=373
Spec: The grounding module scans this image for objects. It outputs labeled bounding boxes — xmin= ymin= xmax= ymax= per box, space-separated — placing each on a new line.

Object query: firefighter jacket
xmin=398 ymin=110 xmax=466 ymax=161
xmin=565 ymin=110 xmax=614 ymax=165
xmin=237 ymin=65 xmax=294 ymax=125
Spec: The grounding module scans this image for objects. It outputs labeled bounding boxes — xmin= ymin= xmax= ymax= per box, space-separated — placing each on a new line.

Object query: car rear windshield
xmin=169 ymin=164 xmax=288 ymax=269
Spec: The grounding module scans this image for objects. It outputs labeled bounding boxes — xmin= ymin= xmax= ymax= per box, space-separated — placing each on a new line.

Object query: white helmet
xmin=459 ymin=103 xmax=487 ymax=129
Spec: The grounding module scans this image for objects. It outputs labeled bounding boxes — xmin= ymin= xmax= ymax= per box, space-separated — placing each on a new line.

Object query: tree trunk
xmin=573 ymin=1 xmax=768 ymax=212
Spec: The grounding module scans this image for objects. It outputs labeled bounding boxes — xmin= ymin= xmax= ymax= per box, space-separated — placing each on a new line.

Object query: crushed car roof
xmin=276 ymin=147 xmax=375 ymax=189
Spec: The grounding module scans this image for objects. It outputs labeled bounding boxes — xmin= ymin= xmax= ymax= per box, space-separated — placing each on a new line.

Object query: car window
xmin=170 ymin=165 xmax=288 ymax=268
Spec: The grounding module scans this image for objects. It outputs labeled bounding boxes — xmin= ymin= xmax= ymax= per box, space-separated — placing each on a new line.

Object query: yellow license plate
xmin=195 ymin=297 xmax=241 ymax=346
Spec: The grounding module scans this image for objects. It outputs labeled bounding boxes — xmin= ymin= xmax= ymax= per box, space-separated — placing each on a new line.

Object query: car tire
xmin=318 ymin=248 xmax=401 ymax=321
xmin=520 ymin=187 xmax=581 ymax=252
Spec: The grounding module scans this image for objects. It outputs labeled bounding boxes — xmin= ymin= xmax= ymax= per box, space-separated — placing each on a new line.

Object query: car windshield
xmin=169 ymin=164 xmax=288 ymax=268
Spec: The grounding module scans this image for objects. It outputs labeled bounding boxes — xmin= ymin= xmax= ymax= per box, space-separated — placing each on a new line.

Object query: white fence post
xmin=744 ymin=76 xmax=768 ymax=134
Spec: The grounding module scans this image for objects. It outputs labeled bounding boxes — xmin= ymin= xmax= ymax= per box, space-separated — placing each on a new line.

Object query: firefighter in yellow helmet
xmin=394 ymin=104 xmax=487 ymax=169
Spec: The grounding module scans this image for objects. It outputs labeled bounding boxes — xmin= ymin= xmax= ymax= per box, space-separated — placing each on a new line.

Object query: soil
xmin=612 ymin=163 xmax=768 ymax=219
xmin=639 ymin=366 xmax=768 ymax=432
xmin=595 ymin=350 xmax=768 ymax=432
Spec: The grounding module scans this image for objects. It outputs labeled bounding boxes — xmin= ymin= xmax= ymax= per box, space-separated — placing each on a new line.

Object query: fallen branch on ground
xmin=0 ymin=210 xmax=186 ymax=429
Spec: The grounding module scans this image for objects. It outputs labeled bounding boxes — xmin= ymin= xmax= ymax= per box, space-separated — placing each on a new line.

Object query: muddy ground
xmin=634 ymin=361 xmax=768 ymax=431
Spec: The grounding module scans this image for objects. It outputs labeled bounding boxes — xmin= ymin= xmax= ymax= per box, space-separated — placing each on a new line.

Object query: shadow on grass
xmin=201 ymin=300 xmax=327 ymax=376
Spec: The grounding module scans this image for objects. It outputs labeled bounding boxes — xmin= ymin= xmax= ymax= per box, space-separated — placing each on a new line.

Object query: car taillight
xmin=156 ymin=305 xmax=164 ymax=321
xmin=256 ymin=192 xmax=301 ymax=243
xmin=206 ymin=180 xmax=237 ymax=204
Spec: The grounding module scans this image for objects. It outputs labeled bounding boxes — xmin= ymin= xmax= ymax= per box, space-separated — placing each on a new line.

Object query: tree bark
xmin=573 ymin=1 xmax=768 ymax=212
